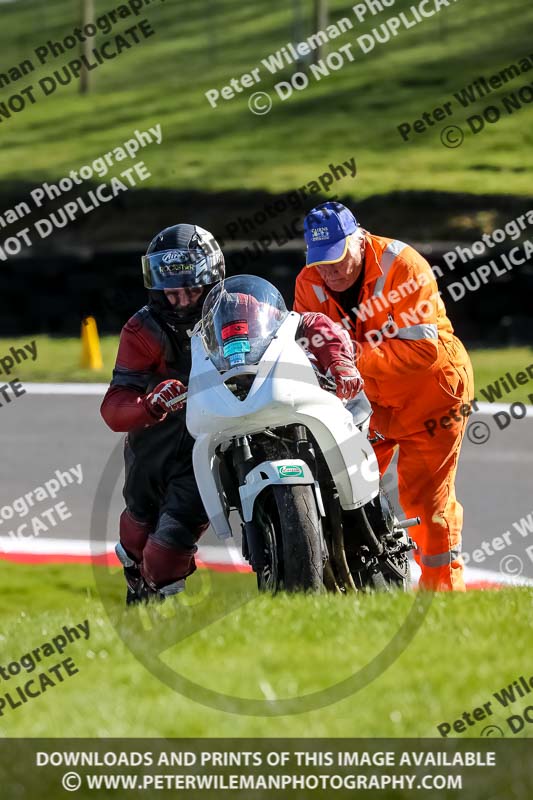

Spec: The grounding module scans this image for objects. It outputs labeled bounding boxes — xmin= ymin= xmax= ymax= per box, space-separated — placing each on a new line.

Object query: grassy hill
xmin=0 ymin=0 xmax=531 ymax=206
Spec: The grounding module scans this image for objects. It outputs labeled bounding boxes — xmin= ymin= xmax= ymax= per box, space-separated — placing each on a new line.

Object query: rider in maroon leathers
xmin=101 ymin=223 xmax=363 ymax=604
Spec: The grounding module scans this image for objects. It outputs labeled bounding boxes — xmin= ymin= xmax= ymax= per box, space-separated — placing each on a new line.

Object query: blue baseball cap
xmin=304 ymin=201 xmax=359 ymax=267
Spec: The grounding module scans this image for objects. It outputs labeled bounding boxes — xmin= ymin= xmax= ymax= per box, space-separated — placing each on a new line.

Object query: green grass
xmin=1 ymin=334 xmax=119 ymax=383
xmin=471 ymin=347 xmax=533 ymax=402
xmin=0 ymin=561 xmax=532 ymax=739
xmin=0 ymin=0 xmax=532 ymax=204
xmin=4 ymin=337 xmax=533 ymax=402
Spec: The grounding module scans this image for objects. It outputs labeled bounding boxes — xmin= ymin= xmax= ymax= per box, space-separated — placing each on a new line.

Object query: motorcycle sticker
xmin=222 ymin=319 xmax=250 ymax=366
xmin=277 ymin=464 xmax=305 ymax=478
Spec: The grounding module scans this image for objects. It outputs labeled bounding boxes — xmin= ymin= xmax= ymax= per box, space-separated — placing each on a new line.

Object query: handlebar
xmin=167 ymin=392 xmax=188 ymax=407
xmin=310 ymin=361 xmax=338 ymax=394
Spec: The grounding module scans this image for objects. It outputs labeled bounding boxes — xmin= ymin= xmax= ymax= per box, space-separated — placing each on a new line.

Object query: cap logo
xmin=311 ymin=226 xmax=330 ymax=242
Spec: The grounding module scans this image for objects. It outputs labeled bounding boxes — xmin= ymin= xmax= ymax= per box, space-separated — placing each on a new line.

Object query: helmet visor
xmin=142 ymin=248 xmax=224 ymax=289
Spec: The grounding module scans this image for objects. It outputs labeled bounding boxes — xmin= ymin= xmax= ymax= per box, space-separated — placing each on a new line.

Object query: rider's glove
xmin=329 ymin=361 xmax=364 ymax=401
xmin=143 ymin=379 xmax=186 ymax=419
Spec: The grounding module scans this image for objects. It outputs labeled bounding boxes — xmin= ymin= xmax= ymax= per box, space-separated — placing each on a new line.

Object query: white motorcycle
xmin=185 ymin=275 xmax=417 ymax=593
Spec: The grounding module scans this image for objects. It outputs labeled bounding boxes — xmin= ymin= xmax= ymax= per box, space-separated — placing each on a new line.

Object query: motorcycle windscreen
xmin=201 ymin=275 xmax=288 ymax=371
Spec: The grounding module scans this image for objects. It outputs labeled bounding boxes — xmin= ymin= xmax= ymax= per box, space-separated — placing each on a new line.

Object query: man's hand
xmin=144 ymin=379 xmax=186 ymax=418
xmin=329 ymin=361 xmax=364 ymax=401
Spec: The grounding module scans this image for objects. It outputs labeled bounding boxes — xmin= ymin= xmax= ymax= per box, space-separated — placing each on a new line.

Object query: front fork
xmin=232 ymin=436 xmax=264 ymax=572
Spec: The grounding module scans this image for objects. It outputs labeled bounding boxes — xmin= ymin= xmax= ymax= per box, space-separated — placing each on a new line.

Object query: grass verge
xmin=0 ymin=561 xmax=531 ymax=738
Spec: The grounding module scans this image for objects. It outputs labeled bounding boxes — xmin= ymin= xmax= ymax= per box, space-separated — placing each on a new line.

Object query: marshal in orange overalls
xmin=295 ymin=232 xmax=474 ymax=591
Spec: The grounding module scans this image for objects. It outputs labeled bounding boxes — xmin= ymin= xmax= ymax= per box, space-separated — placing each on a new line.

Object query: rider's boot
xmin=115 ymin=542 xmax=144 ymax=606
xmin=116 ymin=510 xmax=153 ymax=605
xmin=116 ymin=541 xmax=186 ymax=605
xmin=130 ymin=575 xmax=186 ymax=605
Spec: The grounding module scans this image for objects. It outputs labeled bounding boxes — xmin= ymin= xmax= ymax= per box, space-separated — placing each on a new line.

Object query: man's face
xmin=315 ymin=234 xmax=365 ymax=292
xmin=163 ymin=287 xmax=204 ymax=308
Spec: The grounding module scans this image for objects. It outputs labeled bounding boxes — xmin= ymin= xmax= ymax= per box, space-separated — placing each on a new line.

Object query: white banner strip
xmin=21 ymin=384 xmax=533 ymax=415
xmin=1 ymin=537 xmax=531 ymax=586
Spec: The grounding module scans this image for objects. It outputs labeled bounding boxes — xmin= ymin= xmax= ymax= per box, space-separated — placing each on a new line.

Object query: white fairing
xmin=186 ymin=311 xmax=379 ymax=540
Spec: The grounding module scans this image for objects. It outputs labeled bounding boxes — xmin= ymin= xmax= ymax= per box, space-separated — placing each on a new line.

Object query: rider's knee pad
xmin=154 ymin=511 xmax=208 ymax=550
xmin=119 ymin=509 xmax=153 ymax=563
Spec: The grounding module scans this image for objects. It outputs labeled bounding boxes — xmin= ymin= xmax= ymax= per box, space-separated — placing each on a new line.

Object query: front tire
xmin=254 ymin=485 xmax=323 ymax=593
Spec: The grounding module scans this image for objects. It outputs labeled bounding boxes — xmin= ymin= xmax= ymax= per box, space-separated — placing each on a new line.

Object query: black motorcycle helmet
xmin=142 ymin=223 xmax=225 ymax=326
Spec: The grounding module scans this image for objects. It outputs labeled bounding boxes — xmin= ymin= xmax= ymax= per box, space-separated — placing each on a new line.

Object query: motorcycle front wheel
xmin=253 ymin=485 xmax=323 ymax=593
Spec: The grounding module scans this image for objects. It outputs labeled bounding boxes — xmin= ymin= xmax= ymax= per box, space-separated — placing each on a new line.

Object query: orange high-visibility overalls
xmin=294 ymin=233 xmax=474 ymax=590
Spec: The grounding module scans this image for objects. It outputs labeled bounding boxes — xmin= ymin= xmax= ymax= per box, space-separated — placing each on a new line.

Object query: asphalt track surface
xmin=1 ymin=389 xmax=533 ymax=580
